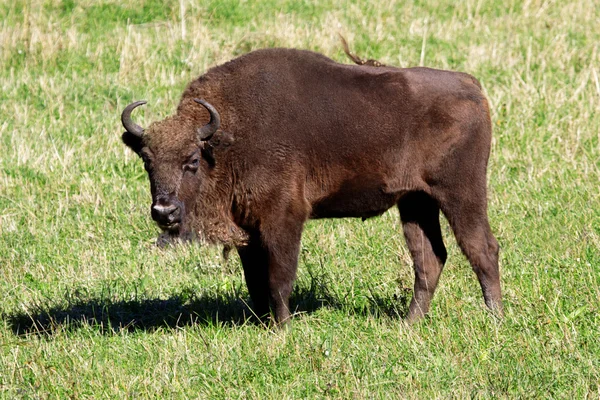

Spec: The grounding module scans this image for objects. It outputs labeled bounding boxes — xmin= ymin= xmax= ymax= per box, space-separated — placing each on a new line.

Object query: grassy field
xmin=1 ymin=0 xmax=599 ymax=397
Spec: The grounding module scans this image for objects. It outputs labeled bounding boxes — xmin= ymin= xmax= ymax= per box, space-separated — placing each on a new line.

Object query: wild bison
xmin=121 ymin=44 xmax=502 ymax=324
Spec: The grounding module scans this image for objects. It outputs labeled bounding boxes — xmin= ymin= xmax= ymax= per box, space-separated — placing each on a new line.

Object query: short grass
xmin=1 ymin=0 xmax=599 ymax=398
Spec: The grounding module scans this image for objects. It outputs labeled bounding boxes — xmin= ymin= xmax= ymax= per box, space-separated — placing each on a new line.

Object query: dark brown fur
xmin=122 ymin=45 xmax=502 ymax=325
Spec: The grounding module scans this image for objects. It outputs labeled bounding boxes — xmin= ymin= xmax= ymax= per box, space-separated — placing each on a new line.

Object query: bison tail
xmin=338 ymin=33 xmax=385 ymax=68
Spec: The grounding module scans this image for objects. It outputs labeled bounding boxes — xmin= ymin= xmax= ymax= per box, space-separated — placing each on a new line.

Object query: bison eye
xmin=185 ymin=156 xmax=200 ymax=172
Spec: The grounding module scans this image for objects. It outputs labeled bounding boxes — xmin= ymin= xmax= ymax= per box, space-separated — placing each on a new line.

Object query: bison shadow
xmin=5 ymin=280 xmax=410 ymax=336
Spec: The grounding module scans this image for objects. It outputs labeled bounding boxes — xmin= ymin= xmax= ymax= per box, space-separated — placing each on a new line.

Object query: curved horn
xmin=194 ymin=98 xmax=221 ymax=141
xmin=121 ymin=100 xmax=147 ymax=138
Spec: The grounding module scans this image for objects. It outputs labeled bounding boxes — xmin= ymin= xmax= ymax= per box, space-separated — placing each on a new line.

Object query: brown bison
xmin=121 ymin=44 xmax=502 ymax=324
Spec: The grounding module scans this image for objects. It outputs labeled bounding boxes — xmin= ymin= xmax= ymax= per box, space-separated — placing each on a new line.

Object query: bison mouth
xmin=159 ymin=222 xmax=180 ymax=231
xmin=151 ymin=201 xmax=183 ymax=233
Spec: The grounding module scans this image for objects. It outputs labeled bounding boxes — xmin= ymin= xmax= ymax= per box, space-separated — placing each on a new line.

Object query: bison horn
xmin=194 ymin=98 xmax=221 ymax=141
xmin=121 ymin=100 xmax=147 ymax=138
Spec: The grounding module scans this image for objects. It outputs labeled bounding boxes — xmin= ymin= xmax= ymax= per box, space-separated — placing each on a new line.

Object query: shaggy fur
xmin=122 ymin=45 xmax=502 ymax=324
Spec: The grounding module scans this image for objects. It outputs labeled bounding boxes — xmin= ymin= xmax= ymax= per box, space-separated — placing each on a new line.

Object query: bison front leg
xmin=238 ymin=214 xmax=305 ymax=326
xmin=237 ymin=235 xmax=270 ymax=320
xmin=262 ymin=217 xmax=305 ymax=325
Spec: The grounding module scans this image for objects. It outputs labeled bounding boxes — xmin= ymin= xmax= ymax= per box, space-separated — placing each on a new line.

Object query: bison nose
xmin=151 ymin=203 xmax=181 ymax=227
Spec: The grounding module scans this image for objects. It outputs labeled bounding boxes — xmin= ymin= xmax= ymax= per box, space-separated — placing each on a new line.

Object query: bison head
xmin=120 ymin=99 xmax=224 ymax=240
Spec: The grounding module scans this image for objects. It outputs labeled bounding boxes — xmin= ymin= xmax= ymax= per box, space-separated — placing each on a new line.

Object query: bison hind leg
xmin=398 ymin=191 xmax=447 ymax=322
xmin=435 ymin=189 xmax=503 ymax=317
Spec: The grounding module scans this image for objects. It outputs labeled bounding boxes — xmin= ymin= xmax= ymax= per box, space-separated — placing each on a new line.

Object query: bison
xmin=120 ymin=43 xmax=502 ymax=325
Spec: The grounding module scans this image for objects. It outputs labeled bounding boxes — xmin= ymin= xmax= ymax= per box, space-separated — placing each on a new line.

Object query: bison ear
xmin=201 ymin=131 xmax=234 ymax=167
xmin=207 ymin=131 xmax=234 ymax=148
xmin=122 ymin=131 xmax=144 ymax=155
xmin=201 ymin=145 xmax=216 ymax=167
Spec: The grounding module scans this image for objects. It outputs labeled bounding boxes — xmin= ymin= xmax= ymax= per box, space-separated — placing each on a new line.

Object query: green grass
xmin=1 ymin=0 xmax=599 ymax=397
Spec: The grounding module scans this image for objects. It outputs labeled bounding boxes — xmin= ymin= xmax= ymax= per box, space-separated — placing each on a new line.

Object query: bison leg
xmin=250 ymin=199 xmax=308 ymax=326
xmin=237 ymin=236 xmax=270 ymax=320
xmin=262 ymin=220 xmax=305 ymax=326
xmin=399 ymin=192 xmax=447 ymax=322
xmin=238 ymin=215 xmax=305 ymax=326
xmin=440 ymin=194 xmax=503 ymax=316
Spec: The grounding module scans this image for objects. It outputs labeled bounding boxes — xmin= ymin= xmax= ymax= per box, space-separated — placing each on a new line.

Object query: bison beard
xmin=189 ymin=194 xmax=249 ymax=247
xmin=120 ymin=41 xmax=503 ymax=326
xmin=157 ymin=202 xmax=248 ymax=248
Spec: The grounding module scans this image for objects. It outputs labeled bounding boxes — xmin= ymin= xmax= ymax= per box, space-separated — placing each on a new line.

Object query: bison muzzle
xmin=121 ymin=44 xmax=503 ymax=325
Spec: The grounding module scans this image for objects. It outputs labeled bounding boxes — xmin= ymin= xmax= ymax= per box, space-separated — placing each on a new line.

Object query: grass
xmin=1 ymin=0 xmax=599 ymax=397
